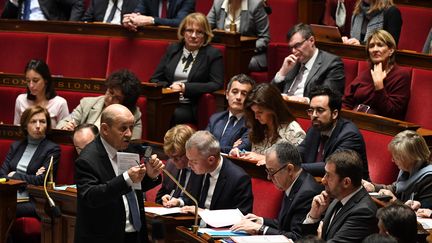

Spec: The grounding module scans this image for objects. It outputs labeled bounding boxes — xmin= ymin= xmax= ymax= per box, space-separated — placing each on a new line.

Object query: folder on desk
xmin=230 ymin=235 xmax=292 ymax=243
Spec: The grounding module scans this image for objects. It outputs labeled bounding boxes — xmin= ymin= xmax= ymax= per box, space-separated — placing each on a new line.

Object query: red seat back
xmin=405 ymin=68 xmax=432 ymax=129
xmin=46 ymin=35 xmax=109 ymax=78
xmin=252 ymin=178 xmax=284 ymax=218
xmin=0 ymin=86 xmax=26 ymax=124
xmin=268 ymin=0 xmax=298 ymax=43
xmin=267 ymin=42 xmax=292 ymax=81
xmin=196 ymin=0 xmax=212 ymax=14
xmin=56 ymin=144 xmax=77 ymax=185
xmin=398 ymin=5 xmax=432 ymax=52
xmin=341 ymin=58 xmax=358 ymax=94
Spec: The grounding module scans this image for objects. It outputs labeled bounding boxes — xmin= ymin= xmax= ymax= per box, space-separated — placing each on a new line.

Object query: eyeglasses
xmin=289 ymin=38 xmax=308 ymax=50
xmin=265 ymin=164 xmax=287 ymax=178
xmin=306 ymin=107 xmax=328 ymax=116
xmin=184 ymin=29 xmax=205 ymax=38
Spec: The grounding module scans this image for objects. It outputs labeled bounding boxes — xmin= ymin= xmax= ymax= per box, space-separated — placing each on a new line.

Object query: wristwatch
xmin=258 ymin=225 xmax=266 ymax=235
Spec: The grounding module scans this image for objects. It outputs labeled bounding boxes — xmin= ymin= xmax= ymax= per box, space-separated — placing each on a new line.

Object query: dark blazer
xmin=206 ymin=110 xmax=251 ymax=153
xmin=302 ymin=188 xmax=378 ymax=242
xmin=150 ymin=42 xmax=224 ymax=104
xmin=0 ymin=138 xmax=60 ymax=186
xmin=134 ymin=0 xmax=195 ymax=27
xmin=155 ymin=160 xmax=203 ymax=205
xmin=205 ymin=157 xmax=253 ymax=215
xmin=263 ymin=170 xmax=323 ymax=241
xmin=74 ymin=136 xmax=161 ymax=243
xmin=272 ymin=50 xmax=345 ymax=98
xmin=298 ymin=118 xmax=369 ymax=180
xmin=82 ymin=0 xmax=139 ymax=22
xmin=1 ymin=0 xmax=84 ymax=20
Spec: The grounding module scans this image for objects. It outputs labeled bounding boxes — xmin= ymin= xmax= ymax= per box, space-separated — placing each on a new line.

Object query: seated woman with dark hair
xmin=363 ymin=130 xmax=432 ymax=208
xmin=150 ymin=12 xmax=224 ymax=126
xmin=207 ymin=0 xmax=270 ymax=71
xmin=342 ymin=0 xmax=402 ymax=45
xmin=0 ymin=106 xmax=60 ymax=218
xmin=342 ymin=29 xmax=410 ymax=120
xmin=376 ymin=203 xmax=417 ymax=243
xmin=230 ymin=83 xmax=305 ymax=165
xmin=14 ymin=59 xmax=69 ymax=128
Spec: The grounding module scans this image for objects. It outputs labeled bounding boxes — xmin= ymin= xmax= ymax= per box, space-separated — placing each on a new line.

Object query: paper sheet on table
xmin=54 ymin=184 xmax=76 ymax=191
xmin=198 ymin=228 xmax=248 ymax=237
xmin=145 ymin=207 xmax=182 ymax=215
xmin=198 ymin=208 xmax=244 ymax=228
xmin=117 ymin=152 xmax=141 ymax=190
xmin=230 ymin=235 xmax=292 ymax=243
xmin=418 ymin=217 xmax=432 ymax=229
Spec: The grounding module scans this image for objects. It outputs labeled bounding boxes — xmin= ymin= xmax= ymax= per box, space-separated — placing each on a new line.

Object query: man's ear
xmin=100 ymin=122 xmax=109 ymax=136
xmin=331 ymin=109 xmax=339 ymax=120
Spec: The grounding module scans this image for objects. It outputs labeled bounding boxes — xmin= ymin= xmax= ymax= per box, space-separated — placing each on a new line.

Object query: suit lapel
xmin=239 ymin=10 xmax=248 ymax=33
xmin=215 ymin=114 xmax=229 ymax=140
xmin=167 ymin=45 xmax=183 ymax=82
xmin=304 ymin=51 xmax=322 ymax=90
xmin=217 ymin=6 xmax=227 ymax=29
xmin=95 ymin=137 xmax=117 ymax=179
xmin=323 ymin=119 xmax=343 ymax=158
xmin=283 ymin=64 xmax=301 ymax=93
xmin=210 ymin=160 xmax=227 ymax=209
xmin=279 ymin=171 xmax=306 ymax=226
xmin=187 ymin=47 xmax=205 ymax=83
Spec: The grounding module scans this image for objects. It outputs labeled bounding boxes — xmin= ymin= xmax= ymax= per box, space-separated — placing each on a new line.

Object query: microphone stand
xmin=43 ymin=156 xmax=61 ymax=217
xmin=161 ymin=168 xmax=199 ymax=234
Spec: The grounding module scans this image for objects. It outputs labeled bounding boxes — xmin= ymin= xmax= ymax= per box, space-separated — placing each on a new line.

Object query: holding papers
xmin=117 ymin=152 xmax=141 ymax=189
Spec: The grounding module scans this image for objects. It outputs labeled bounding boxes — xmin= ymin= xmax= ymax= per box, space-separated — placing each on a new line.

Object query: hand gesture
xmin=377 ymin=189 xmax=396 ymax=202
xmin=230 ymin=218 xmax=261 ymax=234
xmin=161 ymin=194 xmax=181 ymax=207
xmin=146 ymin=154 xmax=164 ymax=179
xmin=180 ymin=205 xmax=202 ymax=214
xmin=61 ymin=120 xmax=76 ymax=131
xmin=405 ymin=200 xmax=421 ymax=211
xmin=310 ymin=191 xmax=330 ymax=219
xmin=36 ymin=166 xmax=46 ymax=176
xmin=127 ymin=164 xmax=146 ymax=183
xmin=416 ymin=208 xmax=432 ymax=218
xmin=278 ymin=54 xmax=298 ymax=76
xmin=371 ymin=63 xmax=386 ymax=90
xmin=361 ymin=179 xmax=375 ymax=192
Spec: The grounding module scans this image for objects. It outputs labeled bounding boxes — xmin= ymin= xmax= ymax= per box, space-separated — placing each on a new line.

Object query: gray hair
xmin=185 ymin=130 xmax=220 ymax=158
xmin=266 ymin=142 xmax=302 ymax=168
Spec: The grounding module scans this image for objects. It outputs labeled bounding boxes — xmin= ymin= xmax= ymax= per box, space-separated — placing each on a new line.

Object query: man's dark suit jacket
xmin=272 ymin=50 xmax=345 ymax=98
xmin=74 ymin=136 xmax=161 ymax=243
xmin=298 ymin=118 xmax=369 ymax=180
xmin=82 ymin=0 xmax=139 ymax=22
xmin=0 ymin=138 xmax=60 ymax=186
xmin=150 ymin=42 xmax=224 ymax=104
xmin=204 ymin=157 xmax=253 ymax=215
xmin=206 ymin=110 xmax=251 ymax=153
xmin=1 ymin=0 xmax=84 ymax=20
xmin=155 ymin=160 xmax=203 ymax=205
xmin=133 ymin=0 xmax=195 ymax=27
xmin=263 ymin=170 xmax=323 ymax=241
xmin=302 ymin=188 xmax=378 ymax=243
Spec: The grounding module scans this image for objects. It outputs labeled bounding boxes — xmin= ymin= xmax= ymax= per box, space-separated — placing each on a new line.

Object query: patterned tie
xmin=160 ymin=0 xmax=168 ymax=18
xmin=126 ymin=190 xmax=142 ymax=231
xmin=199 ymin=174 xmax=210 ymax=208
xmin=220 ymin=116 xmax=237 ymax=147
xmin=106 ymin=0 xmax=119 ymax=23
xmin=22 ymin=0 xmax=31 ymax=20
xmin=287 ymin=65 xmax=306 ymax=96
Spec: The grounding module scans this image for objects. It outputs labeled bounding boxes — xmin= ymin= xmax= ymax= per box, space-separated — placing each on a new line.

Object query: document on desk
xmin=230 ymin=235 xmax=292 ymax=243
xmin=199 ymin=208 xmax=244 ymax=228
xmin=198 ymin=228 xmax=248 ymax=237
xmin=145 ymin=207 xmax=182 ymax=215
xmin=117 ymin=152 xmax=141 ymax=190
xmin=418 ymin=217 xmax=432 ymax=229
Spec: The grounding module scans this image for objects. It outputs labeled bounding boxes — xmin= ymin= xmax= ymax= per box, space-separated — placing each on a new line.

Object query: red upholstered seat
xmin=405 ymin=68 xmax=432 ymax=130
xmin=0 ymin=32 xmax=48 ymax=74
xmin=360 ymin=130 xmax=397 ymax=184
xmin=145 ymin=184 xmax=162 ymax=203
xmin=267 ymin=42 xmax=292 ymax=82
xmin=296 ymin=117 xmax=311 ymax=132
xmin=197 ymin=93 xmax=216 ymax=130
xmin=251 ymin=178 xmax=284 ymax=218
xmin=0 ymin=139 xmax=15 ymax=166
xmin=46 ymin=35 xmax=109 ymax=79
xmin=341 ymin=58 xmax=358 ymax=94
xmin=249 ymin=71 xmax=269 ymax=84
xmin=10 ymin=217 xmax=41 ymax=243
xmin=136 ymin=96 xmax=147 ymax=139
xmin=0 ymin=86 xmax=26 ymax=124
xmin=269 ymin=0 xmax=298 ymax=43
xmin=56 ymin=144 xmax=77 ymax=185
xmin=196 ymin=0 xmax=212 ymax=14
xmin=107 ymin=38 xmax=170 ymax=82
xmin=398 ymin=5 xmax=432 ymax=52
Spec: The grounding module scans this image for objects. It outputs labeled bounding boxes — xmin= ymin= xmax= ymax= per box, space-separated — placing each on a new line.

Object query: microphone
xmin=43 ymin=156 xmax=61 ymax=217
xmin=162 ymin=168 xmax=200 ymax=234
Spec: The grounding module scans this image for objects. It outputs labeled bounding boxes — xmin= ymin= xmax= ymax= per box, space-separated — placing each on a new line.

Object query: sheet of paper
xmin=117 ymin=152 xmax=141 ymax=190
xmin=198 ymin=228 xmax=248 ymax=237
xmin=145 ymin=207 xmax=182 ymax=215
xmin=198 ymin=208 xmax=244 ymax=228
xmin=54 ymin=184 xmax=76 ymax=191
xmin=230 ymin=235 xmax=292 ymax=243
xmin=418 ymin=217 xmax=432 ymax=230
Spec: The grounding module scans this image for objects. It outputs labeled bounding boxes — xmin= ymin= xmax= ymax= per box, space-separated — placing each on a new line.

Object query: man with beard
xmin=298 ymin=86 xmax=369 ymax=179
xmin=302 ymin=150 xmax=377 ymax=242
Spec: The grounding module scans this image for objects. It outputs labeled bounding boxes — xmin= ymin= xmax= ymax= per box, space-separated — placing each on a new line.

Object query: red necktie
xmin=315 ymin=135 xmax=329 ymax=162
xmin=161 ymin=0 xmax=168 ymax=18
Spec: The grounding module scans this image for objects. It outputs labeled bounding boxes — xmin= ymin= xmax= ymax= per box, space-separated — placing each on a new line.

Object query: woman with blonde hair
xmin=363 ymin=130 xmax=432 ymax=208
xmin=342 ymin=0 xmax=402 ymax=45
xmin=151 ymin=12 xmax=224 ymax=126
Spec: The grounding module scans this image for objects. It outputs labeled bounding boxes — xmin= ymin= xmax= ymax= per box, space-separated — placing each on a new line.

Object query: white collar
xmin=221 ymin=0 xmax=248 ymax=11
xmin=100 ymin=136 xmax=118 ymax=161
xmin=339 ymin=186 xmax=362 ymax=206
xmin=209 ymin=155 xmax=224 ymax=178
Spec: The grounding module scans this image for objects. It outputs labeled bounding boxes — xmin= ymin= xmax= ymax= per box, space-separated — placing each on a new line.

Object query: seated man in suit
xmin=57 ymin=69 xmax=143 ymax=140
xmin=82 ymin=0 xmax=140 ymax=25
xmin=1 ymin=0 xmax=84 ymax=21
xmin=155 ymin=124 xmax=203 ymax=206
xmin=181 ymin=130 xmax=253 ymax=215
xmin=271 ymin=23 xmax=345 ymax=103
xmin=75 ymin=104 xmax=164 ymax=243
xmin=298 ymin=86 xmax=369 ymax=179
xmin=230 ymin=142 xmax=323 ymax=241
xmin=73 ymin=123 xmax=99 ymax=154
xmin=122 ymin=0 xmax=195 ymax=30
xmin=206 ymin=73 xmax=254 ymax=154
xmin=302 ymin=150 xmax=377 ymax=242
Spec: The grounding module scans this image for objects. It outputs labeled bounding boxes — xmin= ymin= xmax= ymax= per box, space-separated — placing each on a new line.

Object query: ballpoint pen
xmin=168 ymin=189 xmax=175 ymax=201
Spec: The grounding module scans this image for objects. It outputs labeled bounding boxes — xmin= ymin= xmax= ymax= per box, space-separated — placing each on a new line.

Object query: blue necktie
xmin=198 ymin=174 xmax=210 ymax=208
xmin=220 ymin=116 xmax=237 ymax=147
xmin=126 ymin=190 xmax=142 ymax=231
xmin=106 ymin=0 xmax=118 ymax=23
xmin=23 ymin=0 xmax=31 ymax=20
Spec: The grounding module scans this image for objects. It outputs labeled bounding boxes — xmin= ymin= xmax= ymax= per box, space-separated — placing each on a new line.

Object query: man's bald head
xmin=100 ymin=104 xmax=135 ymax=150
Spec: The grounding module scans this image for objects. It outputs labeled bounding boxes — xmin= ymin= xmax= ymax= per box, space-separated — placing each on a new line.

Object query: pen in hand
xmin=169 ymin=189 xmax=175 ymax=201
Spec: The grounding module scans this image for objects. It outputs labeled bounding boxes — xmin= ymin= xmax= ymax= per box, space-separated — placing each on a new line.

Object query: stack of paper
xmin=230 ymin=235 xmax=292 ymax=243
xmin=145 ymin=207 xmax=182 ymax=215
xmin=198 ymin=208 xmax=244 ymax=227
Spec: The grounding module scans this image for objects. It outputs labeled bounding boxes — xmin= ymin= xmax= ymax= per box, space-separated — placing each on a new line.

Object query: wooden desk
xmin=27 ymin=185 xmax=197 ymax=243
xmin=176 ymin=226 xmax=223 ymax=243
xmin=0 ymin=179 xmax=25 ymax=243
